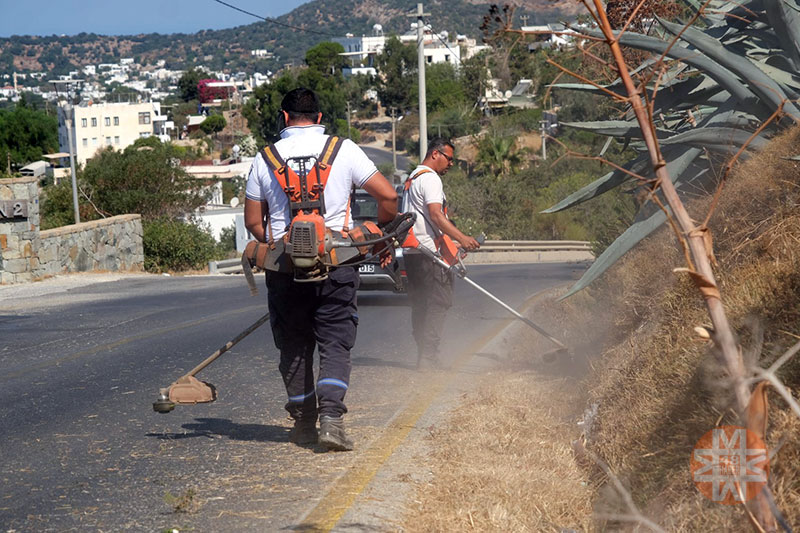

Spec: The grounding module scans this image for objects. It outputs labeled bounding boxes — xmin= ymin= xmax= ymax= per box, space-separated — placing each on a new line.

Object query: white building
xmin=57 ymin=101 xmax=169 ymax=166
xmin=336 ymin=24 xmax=466 ymax=77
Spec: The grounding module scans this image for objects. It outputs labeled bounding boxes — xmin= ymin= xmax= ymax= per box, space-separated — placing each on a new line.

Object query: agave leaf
xmin=547 ymin=83 xmax=626 ymax=98
xmin=559 ymin=209 xmax=668 ymax=299
xmin=560 ymin=162 xmax=712 ymax=299
xmin=783 ymin=155 xmax=800 ymax=160
xmin=579 ymin=28 xmax=766 ymax=115
xmin=660 ymin=127 xmax=769 ymax=151
xmin=542 ymin=154 xmax=649 ymax=214
xmin=543 ymin=147 xmax=701 ymax=213
xmin=658 ymin=18 xmax=800 ymax=121
xmin=765 ymin=0 xmax=800 ymax=71
xmin=561 ymin=120 xmax=674 ymax=138
xmin=651 ymin=76 xmax=720 ymax=114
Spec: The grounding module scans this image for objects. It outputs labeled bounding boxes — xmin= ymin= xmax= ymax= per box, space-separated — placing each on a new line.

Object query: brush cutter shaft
xmin=459 ymin=276 xmax=566 ymax=349
xmin=415 ymin=245 xmax=566 ymax=350
xmin=187 ymin=312 xmax=270 ymax=377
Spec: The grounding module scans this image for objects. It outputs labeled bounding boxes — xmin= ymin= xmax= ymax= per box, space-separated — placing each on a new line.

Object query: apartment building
xmin=58 ymin=101 xmax=168 ymax=166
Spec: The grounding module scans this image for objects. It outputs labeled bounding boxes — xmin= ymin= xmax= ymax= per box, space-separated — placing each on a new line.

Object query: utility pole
xmin=346 ymin=101 xmax=352 ymax=138
xmin=408 ymin=3 xmax=430 ymax=160
xmin=540 ymin=120 xmax=547 ymax=161
xmin=520 ymin=14 xmax=529 ymax=29
xmin=390 ymin=107 xmax=397 ymax=171
xmin=50 ymin=79 xmax=83 ymax=225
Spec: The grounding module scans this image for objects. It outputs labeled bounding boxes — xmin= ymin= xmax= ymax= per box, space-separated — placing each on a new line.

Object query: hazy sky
xmin=0 ymin=0 xmax=313 ymax=37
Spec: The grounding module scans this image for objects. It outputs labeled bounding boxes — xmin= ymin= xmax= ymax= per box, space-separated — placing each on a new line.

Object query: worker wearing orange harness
xmin=244 ymin=88 xmax=397 ymax=450
xmin=402 ymin=138 xmax=480 ymax=369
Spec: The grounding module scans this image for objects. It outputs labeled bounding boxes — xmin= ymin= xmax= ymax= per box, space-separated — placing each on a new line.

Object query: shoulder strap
xmin=259 ymin=143 xmax=285 ymax=173
xmin=403 ymin=168 xmax=433 ymax=191
xmin=318 ymin=135 xmax=345 ymax=169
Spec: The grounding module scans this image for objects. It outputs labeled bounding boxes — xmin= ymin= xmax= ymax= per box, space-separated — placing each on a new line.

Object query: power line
xmin=210 ymin=0 xmax=336 ymax=37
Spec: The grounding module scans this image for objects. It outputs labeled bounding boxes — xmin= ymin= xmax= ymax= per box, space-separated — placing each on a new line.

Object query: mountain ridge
xmin=0 ymin=0 xmax=579 ymax=75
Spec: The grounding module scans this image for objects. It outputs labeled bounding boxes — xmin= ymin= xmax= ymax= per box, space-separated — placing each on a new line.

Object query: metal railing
xmin=208 ymin=240 xmax=593 ymax=274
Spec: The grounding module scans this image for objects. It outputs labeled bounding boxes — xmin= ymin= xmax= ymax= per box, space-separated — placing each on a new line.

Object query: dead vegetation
xmin=403 ymin=126 xmax=800 ymax=530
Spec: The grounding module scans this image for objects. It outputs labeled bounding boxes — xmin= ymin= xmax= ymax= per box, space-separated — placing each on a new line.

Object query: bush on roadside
xmin=143 ymin=218 xmax=222 ymax=273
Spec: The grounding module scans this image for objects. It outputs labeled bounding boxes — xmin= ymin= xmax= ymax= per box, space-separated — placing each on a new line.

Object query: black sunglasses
xmin=436 ymin=150 xmax=454 ymax=163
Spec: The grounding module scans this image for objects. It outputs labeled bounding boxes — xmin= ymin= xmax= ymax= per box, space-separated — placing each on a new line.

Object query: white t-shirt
xmin=245 ymin=125 xmax=378 ymax=239
xmin=402 ymin=165 xmax=446 ymax=253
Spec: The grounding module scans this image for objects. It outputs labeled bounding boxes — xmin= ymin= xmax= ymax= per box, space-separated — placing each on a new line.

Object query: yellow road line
xmin=3 ymin=305 xmax=263 ymax=381
xmin=296 ymin=290 xmax=547 ymax=531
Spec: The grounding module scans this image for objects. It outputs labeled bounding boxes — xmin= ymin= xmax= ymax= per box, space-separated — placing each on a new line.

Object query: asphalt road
xmin=0 ymin=263 xmax=584 ymax=531
xmin=359 ymin=146 xmax=409 ymax=173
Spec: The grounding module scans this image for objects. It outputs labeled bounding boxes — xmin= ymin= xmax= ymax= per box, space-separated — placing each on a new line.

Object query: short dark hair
xmin=281 ymin=87 xmax=320 ymax=122
xmin=425 ymin=137 xmax=454 ymax=159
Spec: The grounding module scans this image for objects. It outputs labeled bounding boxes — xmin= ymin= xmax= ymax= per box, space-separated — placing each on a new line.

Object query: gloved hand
xmin=373 ymin=242 xmax=394 ymax=268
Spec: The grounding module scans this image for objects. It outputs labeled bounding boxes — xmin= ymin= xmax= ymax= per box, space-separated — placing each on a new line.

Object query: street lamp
xmin=50 ymin=79 xmax=84 ymax=225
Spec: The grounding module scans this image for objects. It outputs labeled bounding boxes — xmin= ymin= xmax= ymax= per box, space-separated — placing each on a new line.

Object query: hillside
xmin=0 ymin=0 xmax=579 ymax=75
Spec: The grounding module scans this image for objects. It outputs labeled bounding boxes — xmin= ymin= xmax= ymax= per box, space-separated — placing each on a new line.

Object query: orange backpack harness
xmin=403 ymin=169 xmax=460 ymax=266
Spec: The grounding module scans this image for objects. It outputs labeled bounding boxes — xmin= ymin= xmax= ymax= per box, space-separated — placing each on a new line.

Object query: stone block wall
xmin=38 ymin=215 xmax=144 ymax=277
xmin=0 ymin=176 xmax=143 ymax=284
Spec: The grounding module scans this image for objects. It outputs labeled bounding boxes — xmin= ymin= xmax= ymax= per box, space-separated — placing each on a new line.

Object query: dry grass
xmin=405 ymin=374 xmax=593 ymax=532
xmin=403 ymin=126 xmax=800 ymax=531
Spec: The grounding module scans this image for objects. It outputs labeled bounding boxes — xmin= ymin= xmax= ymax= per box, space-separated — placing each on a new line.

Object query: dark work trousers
xmin=265 ymin=266 xmax=359 ymax=421
xmin=404 ymin=251 xmax=454 ymax=361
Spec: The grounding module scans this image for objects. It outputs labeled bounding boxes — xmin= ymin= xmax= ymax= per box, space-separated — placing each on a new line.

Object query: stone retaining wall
xmin=38 ymin=215 xmax=144 ymax=278
xmin=0 ymin=176 xmax=143 ymax=284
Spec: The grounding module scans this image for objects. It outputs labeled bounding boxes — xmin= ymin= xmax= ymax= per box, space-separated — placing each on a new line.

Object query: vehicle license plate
xmin=359 ymin=264 xmax=375 ymax=273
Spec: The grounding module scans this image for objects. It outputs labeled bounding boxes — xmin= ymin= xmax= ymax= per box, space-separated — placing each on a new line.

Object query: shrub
xmin=143 ymin=218 xmax=222 ymax=272
xmin=216 ymin=223 xmax=238 ymax=257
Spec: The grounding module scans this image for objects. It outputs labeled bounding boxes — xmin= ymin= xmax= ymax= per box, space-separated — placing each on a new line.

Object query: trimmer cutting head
xmin=152 ymin=376 xmax=217 ymax=414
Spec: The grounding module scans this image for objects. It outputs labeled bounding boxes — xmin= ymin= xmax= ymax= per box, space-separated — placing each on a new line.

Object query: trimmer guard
xmin=168 ymin=375 xmax=217 ymax=404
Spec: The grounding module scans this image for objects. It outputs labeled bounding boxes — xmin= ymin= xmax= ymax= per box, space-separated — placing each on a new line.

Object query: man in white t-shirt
xmin=402 ymin=137 xmax=479 ymax=369
xmin=244 ymin=88 xmax=397 ymax=451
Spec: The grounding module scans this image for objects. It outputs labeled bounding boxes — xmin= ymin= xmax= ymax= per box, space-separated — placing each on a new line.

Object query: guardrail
xmin=208 ymin=240 xmax=594 ymax=274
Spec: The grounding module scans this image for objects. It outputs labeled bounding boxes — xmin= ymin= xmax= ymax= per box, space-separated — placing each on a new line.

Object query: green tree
xmin=243 ymin=69 xmax=349 ymax=144
xmin=0 ymin=105 xmax=58 ymax=168
xmin=305 ymin=41 xmax=346 ymax=76
xmin=178 ymin=68 xmax=209 ymax=102
xmin=200 ymin=114 xmax=226 ymax=135
xmin=41 ymin=139 xmax=208 ymax=228
xmin=425 ymin=62 xmax=467 ymax=113
xmin=375 ymin=37 xmax=417 ymax=113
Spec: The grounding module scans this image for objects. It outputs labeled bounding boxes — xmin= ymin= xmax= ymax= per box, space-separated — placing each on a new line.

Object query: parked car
xmin=351 ymin=187 xmax=407 ymax=293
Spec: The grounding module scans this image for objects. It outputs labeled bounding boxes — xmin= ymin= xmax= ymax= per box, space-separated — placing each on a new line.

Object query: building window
xmin=92 ymin=137 xmax=97 ymax=145
xmin=106 ymin=137 xmax=112 ymax=145
xmin=139 ymin=132 xmax=151 ymax=138
xmin=445 ymin=55 xmax=450 ymax=62
xmin=91 ymin=117 xmax=97 ymax=127
xmin=105 ymin=117 xmax=111 ymax=126
xmin=114 ymin=136 xmax=120 ymax=144
xmin=427 ymin=55 xmax=432 ymax=63
xmin=82 ymin=138 xmax=88 ymax=147
xmin=138 ymin=112 xmax=151 ymax=125
xmin=81 ymin=118 xmax=87 ymax=127
xmin=114 ymin=116 xmax=119 ymax=125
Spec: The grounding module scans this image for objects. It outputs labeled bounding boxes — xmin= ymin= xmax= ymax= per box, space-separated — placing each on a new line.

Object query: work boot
xmin=318 ymin=416 xmax=354 ymax=451
xmin=289 ymin=418 xmax=318 ymax=445
xmin=417 ymin=355 xmax=443 ymax=371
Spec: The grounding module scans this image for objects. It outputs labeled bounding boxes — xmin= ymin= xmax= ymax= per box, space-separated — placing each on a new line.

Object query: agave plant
xmin=546 ymin=0 xmax=800 ymax=298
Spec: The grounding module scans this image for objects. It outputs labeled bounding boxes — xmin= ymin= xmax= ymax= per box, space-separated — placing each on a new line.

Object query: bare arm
xmin=362 ymin=172 xmax=398 ymax=224
xmin=244 ymin=198 xmax=269 ymax=243
xmin=428 ymin=203 xmax=480 ymax=251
